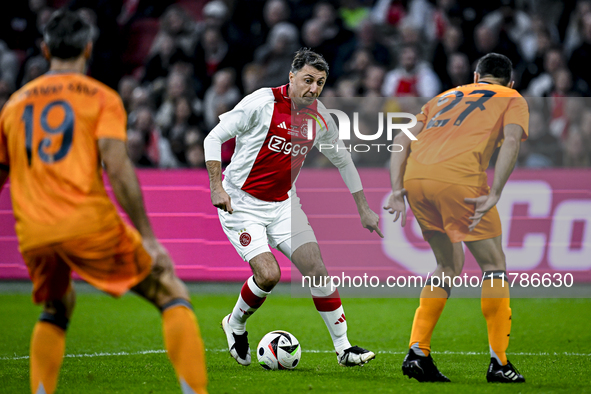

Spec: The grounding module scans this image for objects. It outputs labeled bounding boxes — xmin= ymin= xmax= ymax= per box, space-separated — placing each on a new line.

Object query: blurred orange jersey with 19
xmin=405 ymin=82 xmax=529 ymax=186
xmin=0 ymin=73 xmax=127 ymax=251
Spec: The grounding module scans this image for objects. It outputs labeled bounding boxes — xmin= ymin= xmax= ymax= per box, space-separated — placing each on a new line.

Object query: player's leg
xmin=132 ymin=254 xmax=208 ymax=394
xmin=23 ymin=246 xmax=74 ymax=394
xmin=409 ymin=231 xmax=463 ymax=358
xmin=221 ymin=252 xmax=277 ymax=366
xmin=465 ymin=235 xmax=524 ymax=383
xmin=286 ymin=239 xmax=376 ymax=366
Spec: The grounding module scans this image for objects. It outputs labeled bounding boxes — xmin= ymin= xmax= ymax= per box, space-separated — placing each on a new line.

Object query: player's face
xmin=289 ymin=65 xmax=327 ymax=107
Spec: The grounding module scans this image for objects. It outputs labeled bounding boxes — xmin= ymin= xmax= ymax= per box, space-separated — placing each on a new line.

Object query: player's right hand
xmin=142 ymin=237 xmax=174 ymax=272
xmin=383 ymin=189 xmax=407 ymax=227
xmin=464 ymin=193 xmax=500 ymax=232
xmin=211 ymin=188 xmax=233 ymax=214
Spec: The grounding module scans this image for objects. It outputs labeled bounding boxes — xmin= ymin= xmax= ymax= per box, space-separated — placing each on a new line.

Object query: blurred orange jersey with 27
xmin=0 ymin=72 xmax=127 ymax=251
xmin=405 ymin=82 xmax=530 ymax=187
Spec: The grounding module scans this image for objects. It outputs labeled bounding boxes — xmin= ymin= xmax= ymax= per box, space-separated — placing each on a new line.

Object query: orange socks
xmin=409 ymin=283 xmax=450 ymax=357
xmin=481 ymin=271 xmax=511 ymax=366
xmin=162 ymin=300 xmax=208 ymax=394
xmin=30 ymin=321 xmax=66 ymax=394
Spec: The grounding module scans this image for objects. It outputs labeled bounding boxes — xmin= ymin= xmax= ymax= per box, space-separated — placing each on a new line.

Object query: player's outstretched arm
xmin=384 ymin=121 xmax=424 ymax=226
xmin=464 ymin=123 xmax=524 ymax=231
xmin=205 ymin=160 xmax=233 ymax=214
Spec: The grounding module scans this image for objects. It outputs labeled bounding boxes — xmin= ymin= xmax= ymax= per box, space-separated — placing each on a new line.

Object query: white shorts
xmin=218 ymin=181 xmax=317 ymax=262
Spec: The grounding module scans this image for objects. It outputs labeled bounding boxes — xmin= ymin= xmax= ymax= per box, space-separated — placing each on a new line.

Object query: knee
xmin=42 ymin=291 xmax=76 ymax=331
xmin=136 ymin=259 xmax=190 ymax=308
xmin=256 ymin=265 xmax=281 ymax=290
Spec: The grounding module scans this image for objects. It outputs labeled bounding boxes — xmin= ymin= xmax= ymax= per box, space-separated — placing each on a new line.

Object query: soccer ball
xmin=257 ymin=330 xmax=301 ymax=370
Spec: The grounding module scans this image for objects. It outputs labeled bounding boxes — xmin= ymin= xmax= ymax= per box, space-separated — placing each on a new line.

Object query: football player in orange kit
xmin=0 ymin=10 xmax=207 ymax=394
xmin=384 ymin=53 xmax=528 ymax=383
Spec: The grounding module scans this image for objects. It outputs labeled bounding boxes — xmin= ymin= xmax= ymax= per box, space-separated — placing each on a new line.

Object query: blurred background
xmin=1 ymin=0 xmax=591 ymax=170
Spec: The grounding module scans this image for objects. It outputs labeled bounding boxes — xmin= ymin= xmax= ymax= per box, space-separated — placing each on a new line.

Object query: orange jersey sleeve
xmin=406 ymin=82 xmax=529 ymax=186
xmin=95 ymin=89 xmax=127 ymax=140
xmin=2 ymin=73 xmax=127 ymax=250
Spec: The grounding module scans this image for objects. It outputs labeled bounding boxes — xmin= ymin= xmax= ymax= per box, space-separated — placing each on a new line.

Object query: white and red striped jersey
xmin=204 ymin=84 xmax=362 ymax=202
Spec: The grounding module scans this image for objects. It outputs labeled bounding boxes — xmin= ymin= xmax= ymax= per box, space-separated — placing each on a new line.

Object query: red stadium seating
xmin=175 ymin=0 xmax=208 ymax=21
xmin=121 ymin=18 xmax=160 ymax=75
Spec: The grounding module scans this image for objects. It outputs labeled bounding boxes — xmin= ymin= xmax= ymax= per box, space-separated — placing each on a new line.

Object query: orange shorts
xmin=404 ymin=179 xmax=502 ymax=243
xmin=22 ymin=223 xmax=152 ymax=303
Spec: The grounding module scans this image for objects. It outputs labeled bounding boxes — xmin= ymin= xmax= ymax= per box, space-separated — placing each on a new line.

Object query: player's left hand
xmin=359 ymin=208 xmax=384 ymax=238
xmin=383 ymin=189 xmax=407 ymax=227
xmin=464 ymin=193 xmax=500 ymax=232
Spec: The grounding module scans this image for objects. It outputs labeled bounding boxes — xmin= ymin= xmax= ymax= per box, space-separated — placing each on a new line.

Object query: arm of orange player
xmin=464 ymin=123 xmax=524 ymax=231
xmin=383 ymin=121 xmax=424 ymax=226
xmin=98 ymin=138 xmax=171 ymax=265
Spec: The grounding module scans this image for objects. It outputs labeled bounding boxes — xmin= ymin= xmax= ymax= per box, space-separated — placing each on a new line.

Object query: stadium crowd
xmin=2 ymin=0 xmax=591 ymax=168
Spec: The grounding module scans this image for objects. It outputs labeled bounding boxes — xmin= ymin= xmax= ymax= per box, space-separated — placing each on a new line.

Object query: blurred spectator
xmin=431 ymin=24 xmax=468 ymax=88
xmin=254 ymin=22 xmax=300 ymax=88
xmin=442 ymin=52 xmax=471 ymax=90
xmin=362 ymin=65 xmax=386 ymax=96
xmin=563 ymin=131 xmax=590 ymax=166
xmin=342 ymin=48 xmax=374 ymax=82
xmin=470 ymin=23 xmax=522 ymax=69
xmin=242 ymin=63 xmax=264 ymax=94
xmin=143 ymin=33 xmax=190 ymax=83
xmin=526 ymin=47 xmax=565 ymax=97
xmin=333 ymin=19 xmax=390 ymax=81
xmin=568 ymin=12 xmax=591 ymax=94
xmin=482 ymin=0 xmax=534 ymax=61
xmin=0 ymin=80 xmax=14 ymax=111
xmin=301 ymin=18 xmax=338 ymax=69
xmin=129 ymin=106 xmax=178 ymax=168
xmin=0 ymin=0 xmax=44 ymax=51
xmin=520 ymin=29 xmax=556 ymax=91
xmin=339 ymin=0 xmax=370 ymax=30
xmin=518 ymin=111 xmax=562 ymax=167
xmin=70 ymin=0 xmax=124 ymax=89
xmin=127 ymin=129 xmax=155 ymax=168
xmin=153 ymin=5 xmax=199 ymax=56
xmin=129 ymin=86 xmax=154 ymax=113
xmin=580 ymin=108 xmax=591 ymax=151
xmin=313 ymin=2 xmax=355 ymax=61
xmin=382 ymin=45 xmax=441 ymax=97
xmin=118 ymin=76 xmax=139 ymax=114
xmin=204 ymin=69 xmax=241 ymax=130
xmin=193 ymin=27 xmax=240 ymax=96
xmin=20 ymin=56 xmax=48 ymax=87
xmin=185 ymin=128 xmax=206 ymax=168
xmin=166 ymin=98 xmax=202 ymax=164
xmin=0 ymin=41 xmax=19 ymax=89
xmin=563 ymin=0 xmax=591 ymax=57
xmin=156 ymin=72 xmax=202 ymax=132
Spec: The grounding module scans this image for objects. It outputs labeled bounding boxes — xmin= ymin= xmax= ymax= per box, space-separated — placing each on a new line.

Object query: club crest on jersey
xmin=238 ymin=229 xmax=251 ymax=247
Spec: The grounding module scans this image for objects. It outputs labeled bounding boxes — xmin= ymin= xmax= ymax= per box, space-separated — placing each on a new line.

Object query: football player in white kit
xmin=204 ymin=49 xmax=382 ymax=367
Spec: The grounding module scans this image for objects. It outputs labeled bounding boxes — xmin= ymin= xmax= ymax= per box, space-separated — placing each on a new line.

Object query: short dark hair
xmin=475 ymin=53 xmax=512 ymax=85
xmin=43 ymin=9 xmax=92 ymax=60
xmin=291 ymin=48 xmax=329 ymax=76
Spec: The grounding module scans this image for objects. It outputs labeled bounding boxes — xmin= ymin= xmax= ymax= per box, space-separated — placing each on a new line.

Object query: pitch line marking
xmin=2 ymin=349 xmax=590 ymax=361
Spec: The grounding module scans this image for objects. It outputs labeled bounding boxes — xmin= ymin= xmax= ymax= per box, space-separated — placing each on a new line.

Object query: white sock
xmin=311 ymin=286 xmax=352 ymax=355
xmin=229 ymin=276 xmax=271 ymax=334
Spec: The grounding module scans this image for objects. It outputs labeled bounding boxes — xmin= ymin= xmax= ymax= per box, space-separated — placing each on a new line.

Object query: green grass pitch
xmin=1 ymin=285 xmax=590 ymax=393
